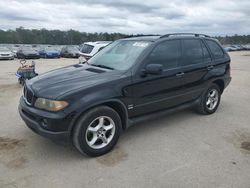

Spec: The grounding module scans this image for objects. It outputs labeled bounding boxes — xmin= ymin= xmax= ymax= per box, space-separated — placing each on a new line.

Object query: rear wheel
xmin=196 ymin=84 xmax=221 ymax=114
xmin=73 ymin=106 xmax=122 ymax=157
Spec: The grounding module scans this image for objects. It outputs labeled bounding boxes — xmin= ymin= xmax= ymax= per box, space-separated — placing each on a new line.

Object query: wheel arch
xmin=212 ymin=79 xmax=225 ymax=94
xmin=69 ymin=99 xmax=128 ymax=137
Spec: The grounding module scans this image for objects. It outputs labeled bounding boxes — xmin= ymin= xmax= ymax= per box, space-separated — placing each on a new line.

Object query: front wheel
xmin=72 ymin=106 xmax=122 ymax=157
xmin=196 ymin=84 xmax=221 ymax=115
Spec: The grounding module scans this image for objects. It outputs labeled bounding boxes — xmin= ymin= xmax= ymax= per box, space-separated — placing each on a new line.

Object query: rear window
xmin=201 ymin=41 xmax=212 ymax=62
xmin=205 ymin=40 xmax=224 ymax=59
xmin=81 ymin=44 xmax=94 ymax=54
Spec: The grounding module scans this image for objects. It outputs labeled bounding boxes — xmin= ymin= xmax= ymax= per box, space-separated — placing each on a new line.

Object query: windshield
xmin=0 ymin=47 xmax=10 ymax=52
xmin=22 ymin=47 xmax=36 ymax=52
xmin=81 ymin=44 xmax=94 ymax=54
xmin=45 ymin=47 xmax=58 ymax=51
xmin=88 ymin=40 xmax=151 ymax=70
xmin=68 ymin=46 xmax=79 ymax=53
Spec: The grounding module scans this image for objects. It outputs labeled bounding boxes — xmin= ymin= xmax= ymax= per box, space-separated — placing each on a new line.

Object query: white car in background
xmin=0 ymin=47 xmax=14 ymax=60
xmin=79 ymin=41 xmax=111 ymax=63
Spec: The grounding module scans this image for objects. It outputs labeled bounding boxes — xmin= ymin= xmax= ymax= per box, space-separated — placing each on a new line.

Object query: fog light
xmin=41 ymin=118 xmax=48 ymax=128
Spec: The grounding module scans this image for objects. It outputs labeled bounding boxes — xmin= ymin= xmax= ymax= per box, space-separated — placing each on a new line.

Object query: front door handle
xmin=176 ymin=72 xmax=184 ymax=77
xmin=207 ymin=65 xmax=214 ymax=70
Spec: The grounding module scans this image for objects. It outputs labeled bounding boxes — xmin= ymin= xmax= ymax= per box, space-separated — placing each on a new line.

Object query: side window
xmin=201 ymin=41 xmax=211 ymax=62
xmin=147 ymin=40 xmax=180 ymax=70
xmin=205 ymin=40 xmax=224 ymax=59
xmin=182 ymin=39 xmax=203 ymax=66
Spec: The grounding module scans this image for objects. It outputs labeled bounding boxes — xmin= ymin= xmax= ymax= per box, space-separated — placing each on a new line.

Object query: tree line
xmin=0 ymin=27 xmax=249 ymax=45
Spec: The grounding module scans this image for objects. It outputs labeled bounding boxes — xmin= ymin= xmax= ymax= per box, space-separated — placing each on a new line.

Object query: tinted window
xmin=182 ymin=39 xmax=203 ymax=66
xmin=147 ymin=40 xmax=180 ymax=70
xmin=201 ymin=41 xmax=211 ymax=62
xmin=205 ymin=40 xmax=224 ymax=59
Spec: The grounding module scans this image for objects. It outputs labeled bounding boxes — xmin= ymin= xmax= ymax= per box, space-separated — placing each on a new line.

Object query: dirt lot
xmin=0 ymin=53 xmax=250 ymax=188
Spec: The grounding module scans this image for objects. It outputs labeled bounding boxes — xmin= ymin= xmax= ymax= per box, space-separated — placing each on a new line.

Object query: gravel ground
xmin=0 ymin=52 xmax=250 ymax=188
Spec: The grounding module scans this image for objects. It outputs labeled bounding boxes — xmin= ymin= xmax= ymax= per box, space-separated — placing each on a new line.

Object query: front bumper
xmin=46 ymin=53 xmax=60 ymax=58
xmin=24 ymin=54 xmax=40 ymax=59
xmin=18 ymin=97 xmax=71 ymax=141
xmin=0 ymin=55 xmax=14 ymax=60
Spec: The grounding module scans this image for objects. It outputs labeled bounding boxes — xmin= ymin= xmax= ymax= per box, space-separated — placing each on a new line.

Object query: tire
xmin=73 ymin=106 xmax=122 ymax=157
xmin=196 ymin=84 xmax=221 ymax=115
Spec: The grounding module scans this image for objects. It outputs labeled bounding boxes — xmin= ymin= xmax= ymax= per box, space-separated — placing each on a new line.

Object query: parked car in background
xmin=224 ymin=44 xmax=250 ymax=52
xmin=231 ymin=45 xmax=244 ymax=51
xmin=0 ymin=47 xmax=14 ymax=60
xmin=242 ymin=44 xmax=250 ymax=50
xmin=39 ymin=47 xmax=60 ymax=58
xmin=60 ymin=46 xmax=80 ymax=58
xmin=16 ymin=47 xmax=40 ymax=59
xmin=79 ymin=41 xmax=112 ymax=63
xmin=224 ymin=46 xmax=238 ymax=52
xmin=11 ymin=46 xmax=20 ymax=58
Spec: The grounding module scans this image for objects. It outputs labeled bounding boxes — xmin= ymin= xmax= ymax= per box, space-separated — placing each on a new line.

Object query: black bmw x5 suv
xmin=19 ymin=33 xmax=231 ymax=156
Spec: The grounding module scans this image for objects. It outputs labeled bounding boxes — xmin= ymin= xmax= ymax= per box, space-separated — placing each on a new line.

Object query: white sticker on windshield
xmin=132 ymin=42 xmax=149 ymax=47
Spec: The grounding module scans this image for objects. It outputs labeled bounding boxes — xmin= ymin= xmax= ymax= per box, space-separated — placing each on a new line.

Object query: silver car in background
xmin=0 ymin=47 xmax=14 ymax=60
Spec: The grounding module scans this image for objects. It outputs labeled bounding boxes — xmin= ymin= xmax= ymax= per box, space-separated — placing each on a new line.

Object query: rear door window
xmin=201 ymin=41 xmax=212 ymax=62
xmin=147 ymin=40 xmax=181 ymax=70
xmin=205 ymin=40 xmax=224 ymax=59
xmin=182 ymin=39 xmax=203 ymax=66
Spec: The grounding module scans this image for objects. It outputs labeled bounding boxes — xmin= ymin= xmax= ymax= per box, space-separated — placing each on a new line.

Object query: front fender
xmin=63 ymin=87 xmax=128 ymax=132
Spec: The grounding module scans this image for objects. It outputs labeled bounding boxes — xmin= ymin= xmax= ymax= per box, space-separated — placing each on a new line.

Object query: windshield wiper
xmin=91 ymin=64 xmax=114 ymax=70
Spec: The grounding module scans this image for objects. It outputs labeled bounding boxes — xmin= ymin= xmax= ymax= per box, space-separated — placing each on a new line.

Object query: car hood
xmin=23 ymin=51 xmax=38 ymax=55
xmin=0 ymin=51 xmax=11 ymax=54
xmin=27 ymin=64 xmax=122 ymax=99
xmin=46 ymin=50 xmax=59 ymax=54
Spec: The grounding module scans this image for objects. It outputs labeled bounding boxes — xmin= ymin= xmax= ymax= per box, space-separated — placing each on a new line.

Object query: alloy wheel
xmin=85 ymin=116 xmax=115 ymax=149
xmin=206 ymin=89 xmax=219 ymax=111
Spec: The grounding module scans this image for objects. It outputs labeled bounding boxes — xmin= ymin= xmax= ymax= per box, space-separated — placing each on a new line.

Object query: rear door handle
xmin=176 ymin=72 xmax=184 ymax=77
xmin=207 ymin=65 xmax=214 ymax=70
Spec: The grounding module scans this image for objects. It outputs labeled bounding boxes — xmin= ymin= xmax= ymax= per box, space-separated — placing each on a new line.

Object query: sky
xmin=0 ymin=0 xmax=249 ymax=35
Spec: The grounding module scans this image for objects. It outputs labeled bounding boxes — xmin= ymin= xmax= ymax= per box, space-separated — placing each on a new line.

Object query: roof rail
xmin=160 ymin=33 xmax=210 ymax=38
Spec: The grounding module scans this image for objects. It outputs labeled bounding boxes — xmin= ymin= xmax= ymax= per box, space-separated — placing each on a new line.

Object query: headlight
xmin=34 ymin=98 xmax=68 ymax=111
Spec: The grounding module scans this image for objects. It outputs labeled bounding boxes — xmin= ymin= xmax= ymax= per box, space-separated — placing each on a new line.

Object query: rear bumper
xmin=18 ymin=97 xmax=71 ymax=141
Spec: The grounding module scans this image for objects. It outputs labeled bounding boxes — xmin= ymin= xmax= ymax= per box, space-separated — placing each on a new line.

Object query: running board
xmin=127 ymin=99 xmax=199 ymax=128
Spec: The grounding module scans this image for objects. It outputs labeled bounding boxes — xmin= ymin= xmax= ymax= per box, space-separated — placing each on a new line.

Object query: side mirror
xmin=141 ymin=64 xmax=163 ymax=76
